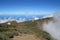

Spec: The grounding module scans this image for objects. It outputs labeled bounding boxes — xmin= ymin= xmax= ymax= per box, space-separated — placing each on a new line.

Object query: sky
xmin=0 ymin=0 xmax=60 ymax=15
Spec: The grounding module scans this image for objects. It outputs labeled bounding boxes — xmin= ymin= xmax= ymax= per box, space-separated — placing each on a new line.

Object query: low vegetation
xmin=0 ymin=20 xmax=53 ymax=40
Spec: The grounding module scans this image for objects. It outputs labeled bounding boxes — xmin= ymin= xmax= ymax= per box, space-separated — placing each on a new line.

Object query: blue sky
xmin=0 ymin=0 xmax=60 ymax=15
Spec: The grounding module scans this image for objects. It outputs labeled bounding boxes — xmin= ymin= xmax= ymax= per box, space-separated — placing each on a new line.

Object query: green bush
xmin=32 ymin=30 xmax=53 ymax=40
xmin=1 ymin=31 xmax=19 ymax=38
xmin=0 ymin=33 xmax=10 ymax=40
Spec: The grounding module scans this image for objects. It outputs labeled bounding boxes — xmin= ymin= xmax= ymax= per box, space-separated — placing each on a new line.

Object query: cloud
xmin=0 ymin=19 xmax=8 ymax=23
xmin=16 ymin=18 xmax=26 ymax=22
xmin=0 ymin=10 xmax=55 ymax=15
xmin=43 ymin=14 xmax=53 ymax=18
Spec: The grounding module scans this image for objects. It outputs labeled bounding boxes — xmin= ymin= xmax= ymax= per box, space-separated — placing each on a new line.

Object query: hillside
xmin=0 ymin=17 xmax=53 ymax=40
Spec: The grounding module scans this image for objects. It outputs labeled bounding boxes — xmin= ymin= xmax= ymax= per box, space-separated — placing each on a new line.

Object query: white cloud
xmin=16 ymin=18 xmax=26 ymax=22
xmin=0 ymin=19 xmax=8 ymax=23
xmin=32 ymin=16 xmax=39 ymax=20
xmin=43 ymin=14 xmax=53 ymax=18
xmin=0 ymin=10 xmax=55 ymax=15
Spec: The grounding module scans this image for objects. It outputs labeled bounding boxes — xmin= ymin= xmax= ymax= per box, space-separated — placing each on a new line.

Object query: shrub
xmin=0 ymin=33 xmax=10 ymax=40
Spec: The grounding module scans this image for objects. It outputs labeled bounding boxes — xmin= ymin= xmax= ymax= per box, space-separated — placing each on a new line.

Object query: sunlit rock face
xmin=43 ymin=13 xmax=60 ymax=40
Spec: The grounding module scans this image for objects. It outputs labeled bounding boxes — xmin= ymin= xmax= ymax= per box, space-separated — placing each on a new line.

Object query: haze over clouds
xmin=0 ymin=0 xmax=60 ymax=15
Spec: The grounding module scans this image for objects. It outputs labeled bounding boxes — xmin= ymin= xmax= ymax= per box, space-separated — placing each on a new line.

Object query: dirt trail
xmin=12 ymin=34 xmax=44 ymax=40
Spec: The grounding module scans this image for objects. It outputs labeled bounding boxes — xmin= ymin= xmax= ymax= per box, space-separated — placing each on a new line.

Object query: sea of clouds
xmin=43 ymin=13 xmax=60 ymax=40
